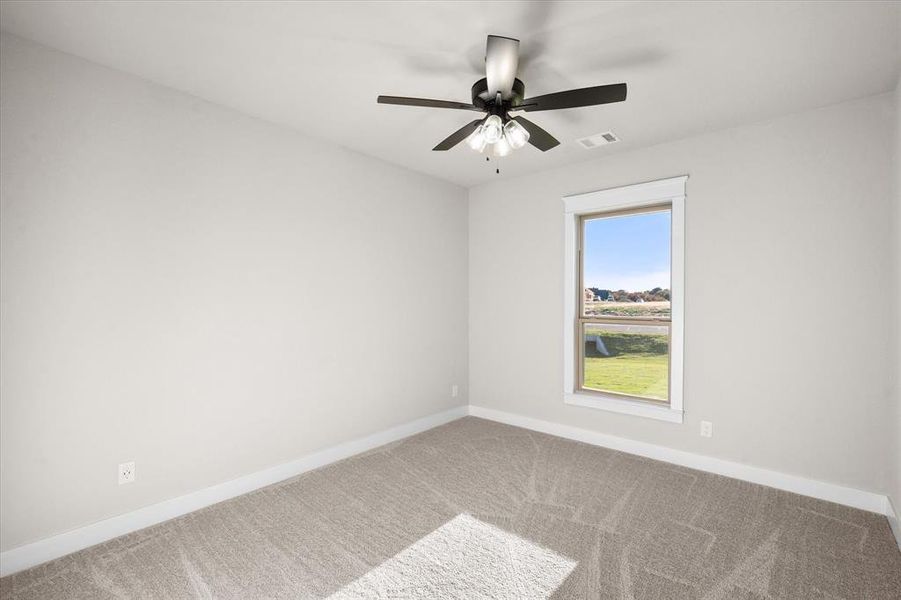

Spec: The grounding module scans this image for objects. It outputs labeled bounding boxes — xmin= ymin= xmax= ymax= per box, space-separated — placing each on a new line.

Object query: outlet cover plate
xmin=118 ymin=461 xmax=135 ymax=485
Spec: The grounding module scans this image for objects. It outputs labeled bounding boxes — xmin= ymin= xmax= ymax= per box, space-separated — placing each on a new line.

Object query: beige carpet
xmin=1 ymin=417 xmax=899 ymax=599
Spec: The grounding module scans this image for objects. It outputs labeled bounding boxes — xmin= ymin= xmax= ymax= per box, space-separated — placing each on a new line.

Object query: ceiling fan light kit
xmin=377 ymin=34 xmax=627 ymax=166
xmin=462 ymin=112 xmax=530 ymax=158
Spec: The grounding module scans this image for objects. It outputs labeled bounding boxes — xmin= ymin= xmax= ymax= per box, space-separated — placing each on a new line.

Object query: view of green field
xmin=583 ymin=327 xmax=669 ymax=401
xmin=584 ymin=300 xmax=670 ymax=318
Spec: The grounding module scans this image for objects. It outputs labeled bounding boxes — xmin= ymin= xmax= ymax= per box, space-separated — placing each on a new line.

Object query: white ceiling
xmin=1 ymin=1 xmax=899 ymax=187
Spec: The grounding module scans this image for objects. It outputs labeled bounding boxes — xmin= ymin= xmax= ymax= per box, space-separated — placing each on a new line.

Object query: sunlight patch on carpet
xmin=327 ymin=513 xmax=577 ymax=599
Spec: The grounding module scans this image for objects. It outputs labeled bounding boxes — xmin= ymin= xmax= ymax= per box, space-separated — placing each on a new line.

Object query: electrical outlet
xmin=451 ymin=384 xmax=459 ymax=398
xmin=118 ymin=461 xmax=135 ymax=485
xmin=700 ymin=421 xmax=713 ymax=438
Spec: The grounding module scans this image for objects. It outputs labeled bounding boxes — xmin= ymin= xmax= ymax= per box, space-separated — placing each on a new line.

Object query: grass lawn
xmin=583 ymin=330 xmax=669 ymax=401
xmin=583 ymin=353 xmax=668 ymax=400
xmin=585 ymin=301 xmax=670 ymax=318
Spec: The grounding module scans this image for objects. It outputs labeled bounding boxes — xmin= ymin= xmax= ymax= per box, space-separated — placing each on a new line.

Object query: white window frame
xmin=563 ymin=176 xmax=686 ymax=423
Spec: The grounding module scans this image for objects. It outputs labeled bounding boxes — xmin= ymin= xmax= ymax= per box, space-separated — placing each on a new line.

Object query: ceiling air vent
xmin=577 ymin=131 xmax=620 ymax=149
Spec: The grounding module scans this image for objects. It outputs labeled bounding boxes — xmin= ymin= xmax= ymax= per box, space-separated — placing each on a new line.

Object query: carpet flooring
xmin=1 ymin=416 xmax=900 ymax=599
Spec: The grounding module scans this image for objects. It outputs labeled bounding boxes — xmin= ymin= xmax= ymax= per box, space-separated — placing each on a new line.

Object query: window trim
xmin=563 ymin=176 xmax=686 ymax=423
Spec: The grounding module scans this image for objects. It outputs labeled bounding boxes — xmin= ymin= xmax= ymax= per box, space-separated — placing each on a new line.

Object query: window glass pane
xmin=582 ymin=209 xmax=671 ymax=318
xmin=582 ymin=322 xmax=669 ymax=401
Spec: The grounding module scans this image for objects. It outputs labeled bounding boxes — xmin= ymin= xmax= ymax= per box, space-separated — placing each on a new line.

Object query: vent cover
xmin=577 ymin=131 xmax=620 ymax=149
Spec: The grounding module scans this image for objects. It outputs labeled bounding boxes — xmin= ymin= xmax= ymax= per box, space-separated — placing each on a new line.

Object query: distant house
xmin=588 ymin=288 xmax=614 ymax=301
xmin=583 ymin=288 xmax=597 ymax=302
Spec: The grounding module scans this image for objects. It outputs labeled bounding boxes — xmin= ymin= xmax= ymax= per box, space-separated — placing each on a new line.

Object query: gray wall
xmin=0 ymin=35 xmax=469 ymax=551
xmin=469 ymin=93 xmax=897 ymax=496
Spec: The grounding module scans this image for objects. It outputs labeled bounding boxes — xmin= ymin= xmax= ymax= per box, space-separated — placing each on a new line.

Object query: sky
xmin=583 ymin=210 xmax=670 ymax=291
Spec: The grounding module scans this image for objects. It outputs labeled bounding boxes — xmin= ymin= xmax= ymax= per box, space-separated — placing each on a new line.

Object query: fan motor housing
xmin=471 ymin=77 xmax=525 ymax=112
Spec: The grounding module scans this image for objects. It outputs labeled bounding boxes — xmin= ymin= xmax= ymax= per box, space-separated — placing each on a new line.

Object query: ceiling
xmin=1 ymin=1 xmax=899 ymax=187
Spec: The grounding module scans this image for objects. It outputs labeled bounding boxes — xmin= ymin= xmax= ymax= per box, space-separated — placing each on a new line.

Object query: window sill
xmin=564 ymin=392 xmax=684 ymax=423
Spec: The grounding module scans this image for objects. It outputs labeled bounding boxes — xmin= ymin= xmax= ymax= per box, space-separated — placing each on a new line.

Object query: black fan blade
xmin=512 ymin=116 xmax=560 ymax=151
xmin=433 ymin=119 xmax=484 ymax=151
xmin=518 ymin=83 xmax=627 ymax=112
xmin=378 ymin=96 xmax=483 ymax=112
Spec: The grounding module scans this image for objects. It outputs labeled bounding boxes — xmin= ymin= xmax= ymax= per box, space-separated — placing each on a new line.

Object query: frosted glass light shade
xmin=504 ymin=119 xmax=530 ymax=149
xmin=492 ymin=134 xmax=512 ymax=157
xmin=483 ymin=115 xmax=503 ymax=144
xmin=466 ymin=125 xmax=488 ymax=152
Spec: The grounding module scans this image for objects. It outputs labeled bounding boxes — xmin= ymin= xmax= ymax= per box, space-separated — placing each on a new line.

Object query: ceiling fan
xmin=377 ymin=35 xmax=627 ymax=157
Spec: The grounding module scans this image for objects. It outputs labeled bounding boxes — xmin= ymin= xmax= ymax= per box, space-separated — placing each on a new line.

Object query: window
xmin=579 ymin=207 xmax=671 ymax=402
xmin=563 ymin=177 xmax=685 ymax=423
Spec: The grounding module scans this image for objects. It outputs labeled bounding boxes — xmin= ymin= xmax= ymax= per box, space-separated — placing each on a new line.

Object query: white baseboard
xmin=887 ymin=496 xmax=901 ymax=551
xmin=468 ymin=405 xmax=889 ymax=516
xmin=0 ymin=405 xmax=468 ymax=577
